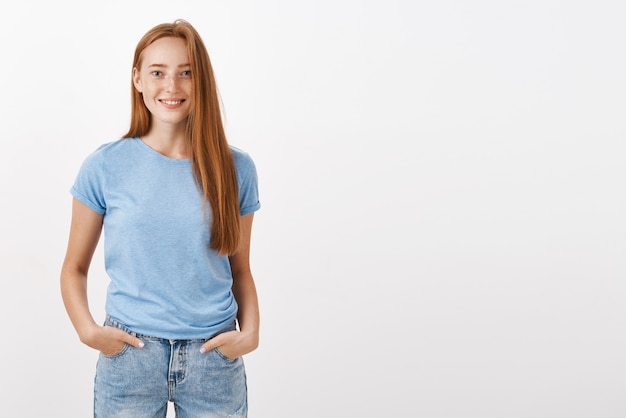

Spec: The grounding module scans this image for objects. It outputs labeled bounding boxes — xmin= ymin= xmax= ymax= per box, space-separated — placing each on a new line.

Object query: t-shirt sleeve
xmin=70 ymin=149 xmax=107 ymax=214
xmin=237 ymin=152 xmax=261 ymax=216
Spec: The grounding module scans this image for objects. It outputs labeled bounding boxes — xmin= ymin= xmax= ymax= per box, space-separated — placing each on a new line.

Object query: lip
xmin=159 ymin=98 xmax=185 ymax=108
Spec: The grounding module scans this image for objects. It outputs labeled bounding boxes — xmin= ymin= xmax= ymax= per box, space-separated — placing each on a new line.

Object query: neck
xmin=140 ymin=128 xmax=189 ymax=159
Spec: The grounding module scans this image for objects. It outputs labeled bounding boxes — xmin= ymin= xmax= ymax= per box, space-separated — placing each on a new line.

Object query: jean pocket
xmin=101 ymin=343 xmax=131 ymax=359
xmin=214 ymin=347 xmax=238 ymax=362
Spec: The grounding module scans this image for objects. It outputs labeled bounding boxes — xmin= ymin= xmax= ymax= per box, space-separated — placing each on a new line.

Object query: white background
xmin=0 ymin=1 xmax=624 ymax=417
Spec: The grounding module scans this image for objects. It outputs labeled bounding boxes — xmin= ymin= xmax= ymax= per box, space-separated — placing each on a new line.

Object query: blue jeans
xmin=94 ymin=316 xmax=247 ymax=418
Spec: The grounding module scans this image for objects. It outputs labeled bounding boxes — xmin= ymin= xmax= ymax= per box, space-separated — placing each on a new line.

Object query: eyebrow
xmin=146 ymin=63 xmax=191 ymax=69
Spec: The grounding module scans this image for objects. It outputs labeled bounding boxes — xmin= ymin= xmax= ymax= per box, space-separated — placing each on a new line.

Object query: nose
xmin=166 ymin=75 xmax=179 ymax=92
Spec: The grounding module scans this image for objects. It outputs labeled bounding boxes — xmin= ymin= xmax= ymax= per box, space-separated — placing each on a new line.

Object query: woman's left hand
xmin=199 ymin=330 xmax=259 ymax=359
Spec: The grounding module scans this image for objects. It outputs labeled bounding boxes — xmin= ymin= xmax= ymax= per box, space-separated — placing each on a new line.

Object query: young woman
xmin=60 ymin=19 xmax=260 ymax=417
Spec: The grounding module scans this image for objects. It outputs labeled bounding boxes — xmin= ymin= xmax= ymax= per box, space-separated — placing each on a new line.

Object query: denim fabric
xmin=94 ymin=317 xmax=247 ymax=418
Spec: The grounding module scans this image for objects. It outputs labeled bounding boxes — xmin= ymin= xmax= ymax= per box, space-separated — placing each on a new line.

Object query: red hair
xmin=123 ymin=19 xmax=240 ymax=255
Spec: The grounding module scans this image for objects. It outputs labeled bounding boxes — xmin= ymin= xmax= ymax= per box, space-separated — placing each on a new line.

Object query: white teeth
xmin=162 ymin=100 xmax=181 ymax=105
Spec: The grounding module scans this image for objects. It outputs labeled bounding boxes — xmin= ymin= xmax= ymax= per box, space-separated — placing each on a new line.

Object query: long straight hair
xmin=123 ymin=20 xmax=240 ymax=255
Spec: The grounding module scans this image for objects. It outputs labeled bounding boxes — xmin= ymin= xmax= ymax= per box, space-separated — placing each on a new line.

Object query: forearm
xmin=61 ymin=198 xmax=104 ymax=343
xmin=60 ymin=267 xmax=99 ymax=343
xmin=225 ymin=212 xmax=259 ymax=353
xmin=232 ymin=272 xmax=260 ymax=342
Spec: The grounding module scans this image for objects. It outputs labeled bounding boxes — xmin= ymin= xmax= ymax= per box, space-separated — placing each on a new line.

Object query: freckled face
xmin=133 ymin=37 xmax=192 ymax=128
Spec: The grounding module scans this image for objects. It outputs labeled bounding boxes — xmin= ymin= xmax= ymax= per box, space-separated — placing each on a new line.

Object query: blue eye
xmin=181 ymin=70 xmax=192 ymax=77
xmin=151 ymin=71 xmax=163 ymax=77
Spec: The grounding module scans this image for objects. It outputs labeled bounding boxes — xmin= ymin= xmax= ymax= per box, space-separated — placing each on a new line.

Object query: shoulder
xmin=81 ymin=137 xmax=138 ymax=167
xmin=230 ymin=145 xmax=257 ymax=172
xmin=229 ymin=145 xmax=253 ymax=162
xmin=89 ymin=137 xmax=136 ymax=158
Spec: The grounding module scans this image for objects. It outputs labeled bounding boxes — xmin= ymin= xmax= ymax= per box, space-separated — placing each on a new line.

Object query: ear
xmin=132 ymin=67 xmax=142 ymax=93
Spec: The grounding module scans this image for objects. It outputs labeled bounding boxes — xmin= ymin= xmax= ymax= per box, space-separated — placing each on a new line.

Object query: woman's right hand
xmin=81 ymin=325 xmax=145 ymax=356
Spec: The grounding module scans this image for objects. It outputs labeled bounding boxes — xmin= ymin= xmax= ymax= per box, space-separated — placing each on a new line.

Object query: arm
xmin=200 ymin=212 xmax=260 ymax=357
xmin=60 ymin=198 xmax=144 ymax=354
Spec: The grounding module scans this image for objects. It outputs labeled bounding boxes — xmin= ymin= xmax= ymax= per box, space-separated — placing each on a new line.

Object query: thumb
xmin=132 ymin=336 xmax=146 ymax=349
xmin=114 ymin=328 xmax=145 ymax=349
xmin=200 ymin=333 xmax=225 ymax=354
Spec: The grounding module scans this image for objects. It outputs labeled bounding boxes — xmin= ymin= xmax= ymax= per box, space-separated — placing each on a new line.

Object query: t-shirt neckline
xmin=132 ymin=136 xmax=191 ymax=164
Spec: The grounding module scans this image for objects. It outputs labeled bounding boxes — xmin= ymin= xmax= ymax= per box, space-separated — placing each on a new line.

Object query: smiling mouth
xmin=160 ymin=99 xmax=184 ymax=105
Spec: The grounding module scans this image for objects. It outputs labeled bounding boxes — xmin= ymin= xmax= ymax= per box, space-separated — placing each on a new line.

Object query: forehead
xmin=140 ymin=37 xmax=189 ymax=68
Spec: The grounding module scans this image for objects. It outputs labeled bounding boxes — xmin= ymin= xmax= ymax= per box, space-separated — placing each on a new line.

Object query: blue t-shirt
xmin=71 ymin=137 xmax=261 ymax=339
